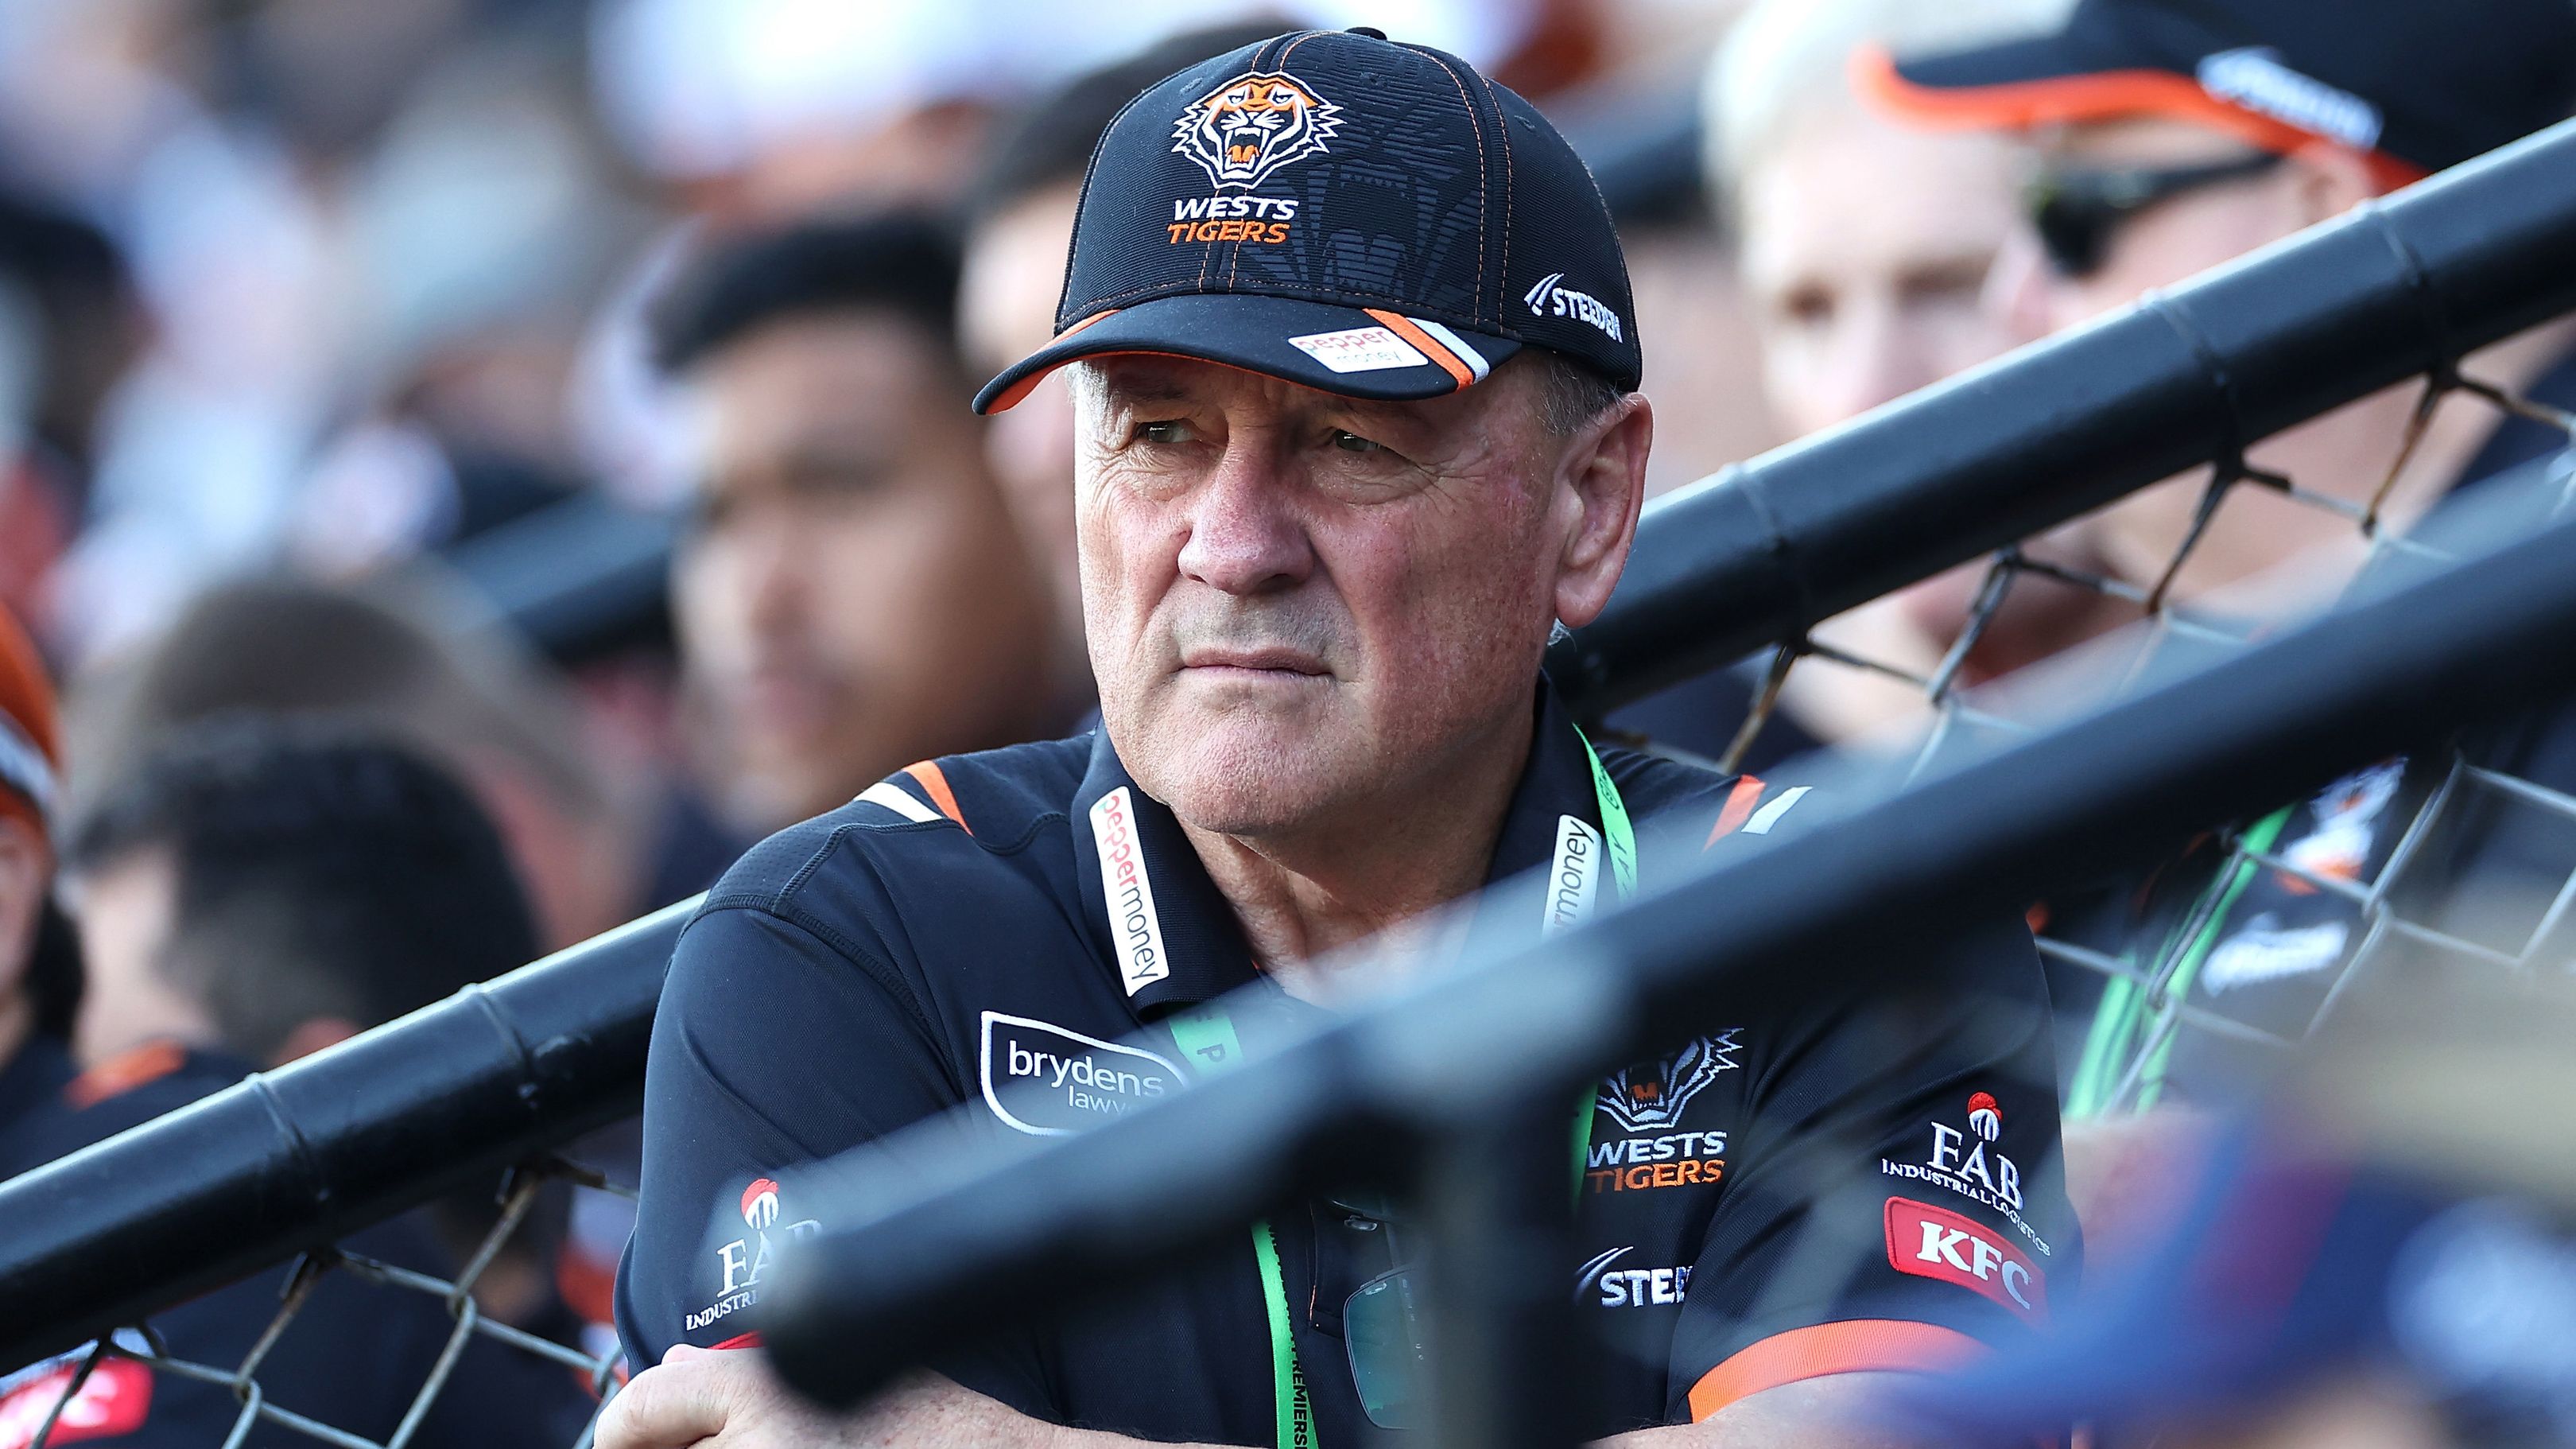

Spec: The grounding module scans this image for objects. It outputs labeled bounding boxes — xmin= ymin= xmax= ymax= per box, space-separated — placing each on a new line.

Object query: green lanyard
xmin=1166 ymin=729 xmax=1635 ymax=1449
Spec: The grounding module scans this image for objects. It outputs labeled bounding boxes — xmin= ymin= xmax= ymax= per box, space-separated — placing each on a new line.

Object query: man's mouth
xmin=1179 ymin=647 xmax=1328 ymax=679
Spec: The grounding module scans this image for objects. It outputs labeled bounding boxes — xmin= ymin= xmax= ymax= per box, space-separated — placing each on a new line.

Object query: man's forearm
xmin=852 ymin=1376 xmax=1239 ymax=1449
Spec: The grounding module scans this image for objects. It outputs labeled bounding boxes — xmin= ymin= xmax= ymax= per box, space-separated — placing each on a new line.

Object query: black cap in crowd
xmin=1862 ymin=0 xmax=2576 ymax=187
xmin=973 ymin=28 xmax=1641 ymax=415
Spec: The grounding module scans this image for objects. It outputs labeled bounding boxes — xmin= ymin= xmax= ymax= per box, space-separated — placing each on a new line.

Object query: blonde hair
xmin=1703 ymin=0 xmax=2074 ymax=212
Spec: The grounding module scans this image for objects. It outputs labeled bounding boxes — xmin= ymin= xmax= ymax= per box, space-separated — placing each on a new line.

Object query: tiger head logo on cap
xmin=1171 ymin=70 xmax=1344 ymax=191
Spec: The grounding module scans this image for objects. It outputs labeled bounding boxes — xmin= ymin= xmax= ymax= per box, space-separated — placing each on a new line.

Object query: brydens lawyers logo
xmin=1173 ymin=71 xmax=1344 ymax=191
xmin=1089 ymin=787 xmax=1170 ymax=994
xmin=980 ymin=1011 xmax=1184 ymax=1137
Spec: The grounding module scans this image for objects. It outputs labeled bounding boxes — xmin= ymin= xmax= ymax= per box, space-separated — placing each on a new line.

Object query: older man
xmin=611 ymin=29 xmax=2072 ymax=1448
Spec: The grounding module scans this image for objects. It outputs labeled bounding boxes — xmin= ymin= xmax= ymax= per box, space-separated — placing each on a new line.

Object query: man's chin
xmin=1131 ymin=707 xmax=1348 ymax=836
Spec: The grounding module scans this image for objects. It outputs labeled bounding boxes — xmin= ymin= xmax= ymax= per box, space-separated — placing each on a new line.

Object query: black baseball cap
xmin=1859 ymin=0 xmax=2576 ymax=191
xmin=972 ymin=28 xmax=1641 ymax=415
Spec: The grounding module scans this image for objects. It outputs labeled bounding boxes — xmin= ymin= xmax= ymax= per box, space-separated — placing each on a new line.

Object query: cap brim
xmin=972 ymin=293 xmax=1523 ymax=415
xmin=1855 ymin=41 xmax=2429 ymax=192
xmin=1858 ymin=32 xmax=2196 ymax=133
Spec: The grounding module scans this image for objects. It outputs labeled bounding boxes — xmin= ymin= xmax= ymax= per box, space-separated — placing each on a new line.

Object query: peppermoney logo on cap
xmin=1172 ymin=71 xmax=1344 ymax=191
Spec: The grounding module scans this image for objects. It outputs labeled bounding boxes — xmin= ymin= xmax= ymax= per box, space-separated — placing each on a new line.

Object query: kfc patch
xmin=1885 ymin=1197 xmax=2046 ymax=1324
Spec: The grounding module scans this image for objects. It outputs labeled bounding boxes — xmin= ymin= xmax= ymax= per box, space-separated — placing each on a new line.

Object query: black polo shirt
xmin=617 ymin=686 xmax=2077 ymax=1440
xmin=0 ymin=1037 xmax=593 ymax=1449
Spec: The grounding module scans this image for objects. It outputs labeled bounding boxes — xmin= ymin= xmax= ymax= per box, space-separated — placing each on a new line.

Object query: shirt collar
xmin=1069 ymin=676 xmax=1612 ymax=1024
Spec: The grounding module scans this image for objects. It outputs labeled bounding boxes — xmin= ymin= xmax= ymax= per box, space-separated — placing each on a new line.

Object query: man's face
xmin=961 ymin=184 xmax=1086 ymax=666
xmin=68 ymin=846 xmax=204 ymax=1065
xmin=1742 ymin=108 xmax=2026 ymax=437
xmin=1997 ymin=116 xmax=2313 ymax=338
xmin=1077 ymin=355 xmax=1637 ymax=837
xmin=673 ymin=313 xmax=1048 ymax=828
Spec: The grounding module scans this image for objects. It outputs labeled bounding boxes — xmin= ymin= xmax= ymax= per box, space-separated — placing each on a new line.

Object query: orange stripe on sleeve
xmin=1361 ymin=309 xmax=1476 ymax=389
xmin=902 ymin=760 xmax=972 ymax=835
xmin=66 ymin=1039 xmax=188 ymax=1109
xmin=1687 ymin=1319 xmax=1984 ymax=1421
xmin=1705 ymin=775 xmax=1766 ymax=849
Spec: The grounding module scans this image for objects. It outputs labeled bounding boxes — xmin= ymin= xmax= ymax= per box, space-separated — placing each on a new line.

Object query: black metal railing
xmin=8 ymin=111 xmax=2576 ymax=1449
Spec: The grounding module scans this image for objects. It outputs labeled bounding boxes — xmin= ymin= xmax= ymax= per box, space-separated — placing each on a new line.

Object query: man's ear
xmin=1551 ymin=392 xmax=1655 ymax=631
xmin=2286 ymin=142 xmax=2380 ymax=227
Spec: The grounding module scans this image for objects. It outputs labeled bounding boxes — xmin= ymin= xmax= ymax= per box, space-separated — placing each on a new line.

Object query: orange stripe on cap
xmin=902 ymin=760 xmax=972 ymax=834
xmin=1686 ymin=1319 xmax=1984 ymax=1421
xmin=1852 ymin=45 xmax=2427 ymax=196
xmin=981 ymin=309 xmax=1123 ymax=414
xmin=1362 ymin=309 xmax=1476 ymax=390
xmin=1705 ymin=775 xmax=1766 ymax=849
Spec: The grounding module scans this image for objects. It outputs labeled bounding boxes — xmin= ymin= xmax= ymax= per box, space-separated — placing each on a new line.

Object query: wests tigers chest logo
xmin=1172 ymin=71 xmax=1344 ymax=191
xmin=1597 ymin=1029 xmax=1743 ymax=1132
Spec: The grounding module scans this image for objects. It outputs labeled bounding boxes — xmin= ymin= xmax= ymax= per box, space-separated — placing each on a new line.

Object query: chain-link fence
xmin=1684 ymin=361 xmax=2576 ymax=1119
xmin=10 ymin=112 xmax=2576 ymax=1449
xmin=6 ymin=1163 xmax=626 ymax=1449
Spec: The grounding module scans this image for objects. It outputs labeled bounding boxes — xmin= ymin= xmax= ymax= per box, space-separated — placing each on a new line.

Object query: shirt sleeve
xmin=1668 ymin=911 xmax=2080 ymax=1423
xmin=614 ymin=903 xmax=1050 ymax=1412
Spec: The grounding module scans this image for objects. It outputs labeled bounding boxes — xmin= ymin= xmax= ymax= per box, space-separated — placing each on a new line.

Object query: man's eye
xmin=1331 ymin=430 xmax=1384 ymax=454
xmin=1137 ymin=421 xmax=1193 ymax=445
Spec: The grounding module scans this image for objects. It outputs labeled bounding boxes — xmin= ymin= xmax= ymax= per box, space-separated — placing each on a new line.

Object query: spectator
xmin=61 ymin=717 xmax=587 ymax=1338
xmin=1867 ymin=0 xmax=2576 ymax=1267
xmin=651 ymin=212 xmax=1056 ymax=833
xmin=63 ymin=719 xmax=541 ymax=1070
xmin=0 ymin=604 xmax=590 ymax=1448
xmin=65 ymin=577 xmax=682 ymax=948
xmin=0 ymin=597 xmax=80 ymax=1066
xmin=959 ymin=22 xmax=1290 ymax=720
xmin=1867 ymin=0 xmax=2576 ymax=608
xmin=1706 ymin=0 xmax=2135 ymax=740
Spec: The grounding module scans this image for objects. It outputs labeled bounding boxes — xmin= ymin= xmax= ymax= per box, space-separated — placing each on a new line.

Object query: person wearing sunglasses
xmin=607 ymin=25 xmax=2077 ymax=1449
xmin=1861 ymin=0 xmax=2576 ymax=1272
xmin=1862 ymin=0 xmax=2576 ymax=611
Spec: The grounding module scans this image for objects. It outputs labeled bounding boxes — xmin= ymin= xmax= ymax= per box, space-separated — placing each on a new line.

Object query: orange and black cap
xmin=0 ymin=602 xmax=59 ymax=836
xmin=1864 ymin=0 xmax=2576 ymax=190
xmin=973 ymin=27 xmax=1639 ymax=415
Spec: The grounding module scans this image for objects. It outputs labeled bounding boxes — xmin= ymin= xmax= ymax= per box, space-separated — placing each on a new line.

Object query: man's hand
xmin=595 ymin=1347 xmax=1240 ymax=1449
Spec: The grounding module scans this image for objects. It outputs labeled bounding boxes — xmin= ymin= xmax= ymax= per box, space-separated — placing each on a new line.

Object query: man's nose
xmin=735 ymin=511 xmax=812 ymax=635
xmin=1984 ymin=229 xmax=2056 ymax=348
xmin=1832 ymin=298 xmax=1932 ymax=424
xmin=1174 ymin=448 xmax=1313 ymax=596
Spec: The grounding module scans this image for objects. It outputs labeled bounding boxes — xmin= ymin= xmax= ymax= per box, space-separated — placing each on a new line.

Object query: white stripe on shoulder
xmin=855 ymin=780 xmax=940 ymax=824
xmin=1742 ymin=785 xmax=1813 ymax=836
xmin=1407 ymin=317 xmax=1491 ymax=381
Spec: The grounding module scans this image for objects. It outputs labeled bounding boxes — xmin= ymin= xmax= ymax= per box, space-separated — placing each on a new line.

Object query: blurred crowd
xmin=2 ymin=0 xmax=2576 ymax=1443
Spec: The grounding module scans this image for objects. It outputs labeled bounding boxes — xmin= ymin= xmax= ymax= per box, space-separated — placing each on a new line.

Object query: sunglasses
xmin=2024 ymin=152 xmax=2283 ymax=278
xmin=1312 ymin=1192 xmax=1434 ymax=1429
